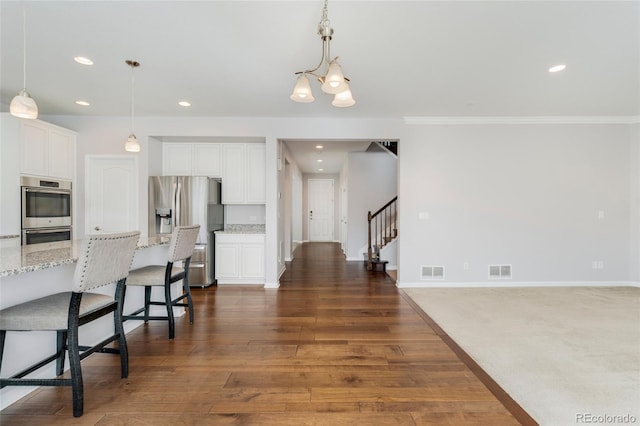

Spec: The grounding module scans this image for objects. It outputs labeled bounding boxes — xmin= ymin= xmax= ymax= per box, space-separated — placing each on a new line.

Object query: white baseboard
xmin=278 ymin=264 xmax=286 ymax=278
xmin=397 ymin=280 xmax=640 ymax=289
xmin=346 ymin=257 xmax=364 ymax=262
xmin=264 ymin=281 xmax=280 ymax=289
xmin=386 ymin=265 xmax=397 ymax=271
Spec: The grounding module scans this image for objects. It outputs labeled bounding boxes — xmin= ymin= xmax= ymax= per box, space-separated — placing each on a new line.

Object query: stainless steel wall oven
xmin=21 ymin=176 xmax=72 ymax=245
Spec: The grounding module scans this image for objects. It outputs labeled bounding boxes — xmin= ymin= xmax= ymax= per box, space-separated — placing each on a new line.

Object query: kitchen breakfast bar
xmin=0 ymin=236 xmax=174 ymax=410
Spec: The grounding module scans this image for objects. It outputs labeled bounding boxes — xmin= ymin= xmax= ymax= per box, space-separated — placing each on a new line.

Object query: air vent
xmin=488 ymin=264 xmax=512 ymax=279
xmin=421 ymin=265 xmax=445 ymax=280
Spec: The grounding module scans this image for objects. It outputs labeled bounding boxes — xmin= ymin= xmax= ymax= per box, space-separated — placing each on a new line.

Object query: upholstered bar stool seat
xmin=123 ymin=225 xmax=199 ymax=340
xmin=125 ymin=265 xmax=184 ymax=286
xmin=0 ymin=293 xmax=114 ymax=330
xmin=0 ymin=231 xmax=140 ymax=418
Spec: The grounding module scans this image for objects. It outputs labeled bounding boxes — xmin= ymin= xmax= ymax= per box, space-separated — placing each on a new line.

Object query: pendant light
xmin=124 ymin=60 xmax=141 ymax=153
xmin=10 ymin=6 xmax=38 ymax=119
xmin=290 ymin=0 xmax=355 ymax=107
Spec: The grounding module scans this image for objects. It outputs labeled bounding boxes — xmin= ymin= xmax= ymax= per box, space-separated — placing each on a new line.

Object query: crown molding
xmin=403 ymin=116 xmax=640 ymax=125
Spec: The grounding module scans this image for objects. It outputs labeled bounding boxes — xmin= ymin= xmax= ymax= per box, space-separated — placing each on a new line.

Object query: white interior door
xmin=86 ymin=156 xmax=139 ymax=234
xmin=308 ymin=179 xmax=334 ymax=241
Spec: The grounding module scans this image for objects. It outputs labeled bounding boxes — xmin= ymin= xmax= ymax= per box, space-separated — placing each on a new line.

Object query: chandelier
xmin=290 ymin=0 xmax=355 ymax=108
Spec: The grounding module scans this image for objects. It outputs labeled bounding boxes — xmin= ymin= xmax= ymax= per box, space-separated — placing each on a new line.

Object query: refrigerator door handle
xmin=176 ymin=182 xmax=182 ymax=226
xmin=171 ymin=181 xmax=177 ymax=232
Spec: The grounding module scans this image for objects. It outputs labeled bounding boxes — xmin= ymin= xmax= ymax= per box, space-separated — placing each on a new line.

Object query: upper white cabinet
xmin=162 ymin=143 xmax=221 ymax=177
xmin=193 ymin=144 xmax=222 ymax=177
xmin=20 ymin=120 xmax=76 ymax=180
xmin=221 ymin=143 xmax=265 ymax=204
xmin=246 ymin=144 xmax=266 ymax=203
xmin=221 ymin=144 xmax=246 ymax=204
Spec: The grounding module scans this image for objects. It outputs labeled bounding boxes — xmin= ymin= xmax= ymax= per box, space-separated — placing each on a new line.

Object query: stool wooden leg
xmin=68 ymin=294 xmax=83 ymax=417
xmin=0 ymin=330 xmax=5 ymax=373
xmin=143 ymin=286 xmax=152 ymax=322
xmin=115 ymin=279 xmax=129 ymax=378
xmin=56 ymin=331 xmax=67 ymax=376
xmin=165 ymin=281 xmax=175 ymax=340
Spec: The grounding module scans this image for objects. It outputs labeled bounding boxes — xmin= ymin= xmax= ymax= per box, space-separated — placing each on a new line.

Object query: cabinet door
xmin=193 ymin=144 xmax=221 ymax=177
xmin=48 ymin=129 xmax=75 ymax=180
xmin=20 ymin=121 xmax=49 ymax=177
xmin=221 ymin=144 xmax=246 ymax=204
xmin=215 ymin=243 xmax=240 ymax=278
xmin=163 ymin=143 xmax=193 ymax=175
xmin=246 ymin=144 xmax=266 ymax=203
xmin=241 ymin=244 xmax=265 ymax=278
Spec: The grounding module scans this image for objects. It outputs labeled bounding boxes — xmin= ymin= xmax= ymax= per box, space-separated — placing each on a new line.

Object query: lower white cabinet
xmin=215 ymin=233 xmax=265 ymax=284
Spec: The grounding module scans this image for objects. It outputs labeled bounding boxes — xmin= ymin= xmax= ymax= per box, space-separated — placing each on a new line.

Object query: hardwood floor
xmin=1 ymin=242 xmax=534 ymax=425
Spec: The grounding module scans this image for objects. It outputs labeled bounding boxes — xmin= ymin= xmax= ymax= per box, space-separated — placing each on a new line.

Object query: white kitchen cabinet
xmin=246 ymin=143 xmax=266 ymax=203
xmin=162 ymin=143 xmax=222 ymax=177
xmin=221 ymin=144 xmax=246 ymax=204
xmin=162 ymin=143 xmax=193 ymax=176
xmin=193 ymin=144 xmax=222 ymax=177
xmin=221 ymin=143 xmax=265 ymax=204
xmin=19 ymin=119 xmax=75 ymax=180
xmin=215 ymin=233 xmax=265 ymax=284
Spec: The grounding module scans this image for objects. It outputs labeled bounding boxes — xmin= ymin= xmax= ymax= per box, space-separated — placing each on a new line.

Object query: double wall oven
xmin=21 ymin=176 xmax=72 ymax=245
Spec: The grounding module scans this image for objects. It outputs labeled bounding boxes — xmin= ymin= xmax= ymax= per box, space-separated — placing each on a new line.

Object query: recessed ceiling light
xmin=75 ymin=100 xmax=90 ymax=106
xmin=178 ymin=101 xmax=191 ymax=107
xmin=315 ymin=145 xmax=324 ymax=149
xmin=318 ymin=168 xmax=324 ymax=172
xmin=549 ymin=64 xmax=566 ymax=73
xmin=317 ymin=159 xmax=323 ymax=163
xmin=74 ymin=56 xmax=94 ymax=65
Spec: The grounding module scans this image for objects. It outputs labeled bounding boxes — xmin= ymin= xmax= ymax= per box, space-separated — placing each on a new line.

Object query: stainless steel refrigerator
xmin=148 ymin=176 xmax=224 ymax=287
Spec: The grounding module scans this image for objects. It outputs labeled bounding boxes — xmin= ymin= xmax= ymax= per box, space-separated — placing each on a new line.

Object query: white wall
xmin=34 ymin=114 xmax=636 ymax=287
xmin=398 ymin=122 xmax=635 ymax=286
xmin=345 ymin=151 xmax=398 ymax=260
xmin=631 ymin=123 xmax=640 ymax=282
xmin=0 ymin=114 xmax=21 ymax=236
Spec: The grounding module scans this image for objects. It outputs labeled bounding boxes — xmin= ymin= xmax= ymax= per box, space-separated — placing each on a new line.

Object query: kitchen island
xmin=0 ymin=236 xmax=173 ymax=411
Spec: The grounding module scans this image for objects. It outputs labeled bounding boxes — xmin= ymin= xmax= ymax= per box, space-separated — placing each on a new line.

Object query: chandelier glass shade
xmin=290 ymin=0 xmax=355 ymax=107
xmin=10 ymin=7 xmax=38 ymax=119
xmin=125 ymin=60 xmax=141 ymax=153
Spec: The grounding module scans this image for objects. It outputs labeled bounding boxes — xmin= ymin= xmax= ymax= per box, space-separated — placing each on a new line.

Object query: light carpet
xmin=403 ymin=286 xmax=640 ymax=426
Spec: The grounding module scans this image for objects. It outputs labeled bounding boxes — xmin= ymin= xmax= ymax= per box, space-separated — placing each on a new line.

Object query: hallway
xmin=0 ymin=242 xmax=531 ymax=425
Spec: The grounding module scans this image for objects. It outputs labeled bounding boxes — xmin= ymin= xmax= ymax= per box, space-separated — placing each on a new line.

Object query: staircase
xmin=366 ymin=196 xmax=397 ymax=271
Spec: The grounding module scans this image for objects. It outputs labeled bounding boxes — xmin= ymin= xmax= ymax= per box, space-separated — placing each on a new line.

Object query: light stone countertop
xmin=215 ymin=224 xmax=265 ymax=234
xmin=0 ymin=236 xmax=170 ymax=277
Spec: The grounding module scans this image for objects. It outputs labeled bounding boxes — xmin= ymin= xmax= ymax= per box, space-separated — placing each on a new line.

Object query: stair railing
xmin=367 ymin=196 xmax=398 ymax=270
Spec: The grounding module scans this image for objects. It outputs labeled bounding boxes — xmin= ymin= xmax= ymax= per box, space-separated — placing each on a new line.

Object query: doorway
xmin=308 ymin=178 xmax=334 ymax=241
xmin=85 ymin=156 xmax=139 ymax=234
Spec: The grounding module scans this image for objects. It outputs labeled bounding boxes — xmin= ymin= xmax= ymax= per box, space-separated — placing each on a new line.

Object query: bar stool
xmin=123 ymin=225 xmax=200 ymax=339
xmin=0 ymin=231 xmax=140 ymax=417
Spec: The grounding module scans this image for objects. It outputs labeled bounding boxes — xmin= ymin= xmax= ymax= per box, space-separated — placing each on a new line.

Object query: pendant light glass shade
xmin=321 ymin=61 xmax=347 ymax=94
xmin=11 ymin=7 xmax=38 ymax=119
xmin=125 ymin=134 xmax=140 ymax=152
xmin=290 ymin=74 xmax=315 ymax=103
xmin=331 ymin=85 xmax=356 ymax=108
xmin=10 ymin=89 xmax=38 ymax=119
xmin=125 ymin=60 xmax=141 ymax=153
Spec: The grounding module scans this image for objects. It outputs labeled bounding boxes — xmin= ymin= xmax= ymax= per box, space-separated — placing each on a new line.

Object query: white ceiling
xmin=1 ymin=1 xmax=638 ymax=172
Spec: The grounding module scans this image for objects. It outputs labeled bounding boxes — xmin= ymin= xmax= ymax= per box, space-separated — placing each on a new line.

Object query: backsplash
xmin=225 ymin=204 xmax=265 ymax=225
